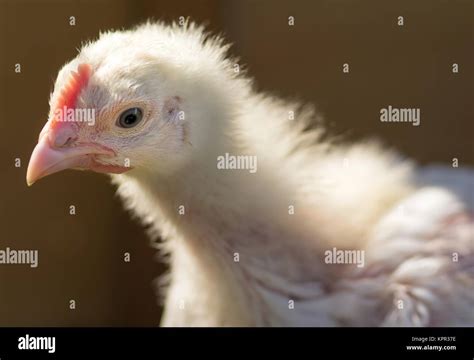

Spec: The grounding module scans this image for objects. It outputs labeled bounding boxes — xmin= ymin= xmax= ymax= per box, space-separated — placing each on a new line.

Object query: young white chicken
xmin=27 ymin=22 xmax=473 ymax=326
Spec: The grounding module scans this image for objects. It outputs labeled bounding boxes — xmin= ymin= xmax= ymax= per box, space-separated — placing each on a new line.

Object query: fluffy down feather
xmin=29 ymin=22 xmax=474 ymax=326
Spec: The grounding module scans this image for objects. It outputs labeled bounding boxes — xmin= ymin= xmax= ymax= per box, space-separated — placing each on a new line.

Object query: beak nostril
xmin=48 ymin=125 xmax=78 ymax=148
xmin=62 ymin=136 xmax=75 ymax=147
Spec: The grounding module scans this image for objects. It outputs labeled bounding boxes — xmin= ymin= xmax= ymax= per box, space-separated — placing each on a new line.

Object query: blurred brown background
xmin=0 ymin=0 xmax=472 ymax=325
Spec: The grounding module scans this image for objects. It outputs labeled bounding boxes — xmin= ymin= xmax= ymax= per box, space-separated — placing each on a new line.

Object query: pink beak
xmin=27 ymin=122 xmax=130 ymax=186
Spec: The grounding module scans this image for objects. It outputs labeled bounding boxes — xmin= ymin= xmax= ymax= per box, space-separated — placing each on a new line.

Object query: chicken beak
xmin=27 ymin=122 xmax=132 ymax=185
xmin=26 ymin=130 xmax=117 ymax=186
xmin=27 ymin=137 xmax=81 ymax=186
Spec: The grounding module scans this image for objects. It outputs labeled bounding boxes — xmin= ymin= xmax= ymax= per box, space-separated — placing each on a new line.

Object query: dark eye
xmin=117 ymin=108 xmax=143 ymax=128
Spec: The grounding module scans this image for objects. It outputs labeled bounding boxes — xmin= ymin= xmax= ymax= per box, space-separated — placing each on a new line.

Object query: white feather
xmin=68 ymin=22 xmax=473 ymax=326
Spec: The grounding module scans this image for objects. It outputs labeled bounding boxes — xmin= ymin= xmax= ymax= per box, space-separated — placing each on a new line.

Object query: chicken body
xmin=27 ymin=22 xmax=474 ymax=326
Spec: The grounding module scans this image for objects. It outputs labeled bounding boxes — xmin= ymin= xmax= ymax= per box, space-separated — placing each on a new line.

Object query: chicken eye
xmin=117 ymin=108 xmax=143 ymax=128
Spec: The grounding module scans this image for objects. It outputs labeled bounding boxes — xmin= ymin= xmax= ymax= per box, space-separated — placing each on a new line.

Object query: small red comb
xmin=51 ymin=63 xmax=92 ymax=127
